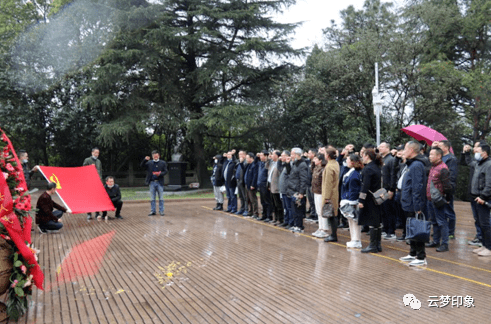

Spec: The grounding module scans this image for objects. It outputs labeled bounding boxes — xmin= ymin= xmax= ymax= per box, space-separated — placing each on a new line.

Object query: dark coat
xmin=286 ymin=157 xmax=309 ymax=196
xmin=223 ymin=158 xmax=237 ymax=188
xmin=141 ymin=159 xmax=168 ymax=186
xmin=235 ymin=160 xmax=247 ymax=187
xmin=381 ymin=154 xmax=396 ymax=191
xmin=22 ymin=162 xmax=35 ymax=189
xmin=471 ymin=157 xmax=491 ymax=201
xmin=279 ymin=161 xmax=290 ymax=195
xmin=358 ymin=161 xmax=382 ymax=227
xmin=341 ymin=169 xmax=362 ymax=201
xmin=460 ymin=152 xmax=476 ymax=199
xmin=400 ymin=155 xmax=427 ymax=213
xmin=244 ymin=157 xmax=259 ymax=189
xmin=211 ymin=156 xmax=226 ymax=187
xmin=442 ymin=153 xmax=458 ymax=194
xmin=104 ymin=184 xmax=122 ymax=204
xmin=35 ymin=192 xmax=66 ymax=225
xmin=257 ymin=160 xmax=269 ymax=187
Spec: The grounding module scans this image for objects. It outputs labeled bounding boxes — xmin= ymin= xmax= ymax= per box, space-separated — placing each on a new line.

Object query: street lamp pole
xmin=372 ymin=62 xmax=381 ymax=147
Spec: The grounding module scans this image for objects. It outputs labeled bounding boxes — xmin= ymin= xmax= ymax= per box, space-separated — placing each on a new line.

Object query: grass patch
xmin=120 ymin=187 xmax=214 ymax=201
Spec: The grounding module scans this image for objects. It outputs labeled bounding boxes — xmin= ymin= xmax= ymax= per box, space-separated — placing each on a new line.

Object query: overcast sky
xmin=275 ymin=0 xmax=368 ymax=51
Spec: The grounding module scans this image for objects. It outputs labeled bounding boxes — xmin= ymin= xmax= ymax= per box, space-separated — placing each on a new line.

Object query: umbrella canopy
xmin=401 ymin=125 xmax=448 ymax=146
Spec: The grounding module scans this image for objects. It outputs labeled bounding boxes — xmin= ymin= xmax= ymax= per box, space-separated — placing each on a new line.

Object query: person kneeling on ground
xmin=36 ymin=182 xmax=70 ymax=233
xmin=102 ymin=176 xmax=123 ymax=219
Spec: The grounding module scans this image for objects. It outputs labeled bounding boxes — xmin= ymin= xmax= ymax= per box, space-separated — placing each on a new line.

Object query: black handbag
xmin=405 ymin=213 xmax=431 ymax=243
xmin=430 ymin=180 xmax=447 ymax=208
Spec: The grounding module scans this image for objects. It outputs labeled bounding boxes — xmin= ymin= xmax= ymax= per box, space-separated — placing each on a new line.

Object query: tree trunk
xmin=193 ymin=133 xmax=211 ymax=188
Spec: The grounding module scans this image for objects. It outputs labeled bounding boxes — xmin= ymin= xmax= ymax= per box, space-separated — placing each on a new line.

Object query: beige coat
xmin=269 ymin=161 xmax=281 ymax=194
xmin=321 ymin=159 xmax=340 ymax=216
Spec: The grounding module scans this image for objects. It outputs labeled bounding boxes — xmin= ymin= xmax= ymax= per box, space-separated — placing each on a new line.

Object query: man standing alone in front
xmin=83 ymin=148 xmax=103 ymax=220
xmin=399 ymin=142 xmax=428 ymax=266
xmin=141 ymin=150 xmax=168 ymax=216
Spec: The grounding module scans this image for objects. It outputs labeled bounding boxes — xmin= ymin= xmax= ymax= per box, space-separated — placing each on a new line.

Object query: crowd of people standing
xmin=211 ymin=140 xmax=491 ymax=266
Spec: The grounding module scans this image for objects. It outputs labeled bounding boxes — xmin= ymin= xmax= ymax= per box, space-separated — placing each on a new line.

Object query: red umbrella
xmin=401 ymin=125 xmax=453 ymax=153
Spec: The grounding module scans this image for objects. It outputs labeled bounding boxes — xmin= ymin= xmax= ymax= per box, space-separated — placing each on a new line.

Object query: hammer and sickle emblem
xmin=49 ymin=173 xmax=62 ymax=189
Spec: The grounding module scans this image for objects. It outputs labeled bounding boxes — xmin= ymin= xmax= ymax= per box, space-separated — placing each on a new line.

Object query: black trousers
xmin=405 ymin=211 xmax=426 ymax=260
xmin=271 ymin=193 xmax=284 ymax=222
xmin=103 ymin=200 xmax=123 ymax=217
xmin=237 ymin=182 xmax=247 ymax=212
xmin=258 ymin=184 xmax=272 ymax=217
xmin=382 ymin=198 xmax=396 ymax=235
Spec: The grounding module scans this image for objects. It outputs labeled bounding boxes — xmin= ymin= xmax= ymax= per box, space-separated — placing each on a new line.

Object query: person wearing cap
xmin=141 ymin=150 xmax=168 ymax=216
xmin=36 ymin=182 xmax=70 ymax=233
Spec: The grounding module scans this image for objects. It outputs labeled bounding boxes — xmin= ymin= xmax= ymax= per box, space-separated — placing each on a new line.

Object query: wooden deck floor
xmin=16 ymin=199 xmax=491 ymax=323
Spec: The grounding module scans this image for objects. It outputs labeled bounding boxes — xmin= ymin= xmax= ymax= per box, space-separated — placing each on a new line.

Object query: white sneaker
xmin=409 ymin=259 xmax=427 ymax=266
xmin=383 ymin=234 xmax=397 ymax=240
xmin=312 ymin=229 xmax=322 ymax=236
xmin=317 ymin=231 xmax=329 ymax=238
xmin=473 ymin=246 xmax=486 ymax=254
xmin=399 ymin=255 xmax=416 ymax=262
xmin=347 ymin=241 xmax=362 ymax=248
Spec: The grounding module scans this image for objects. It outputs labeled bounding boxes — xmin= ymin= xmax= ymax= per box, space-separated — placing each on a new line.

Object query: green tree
xmin=85 ymin=0 xmax=300 ymax=185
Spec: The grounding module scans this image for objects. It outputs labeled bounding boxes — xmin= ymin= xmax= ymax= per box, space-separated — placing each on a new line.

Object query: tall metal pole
xmin=375 ymin=63 xmax=380 ymax=147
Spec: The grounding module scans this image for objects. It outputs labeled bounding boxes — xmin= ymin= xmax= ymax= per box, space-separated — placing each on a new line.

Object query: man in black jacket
xmin=235 ymin=150 xmax=248 ymax=215
xmin=211 ymin=154 xmax=226 ymax=210
xmin=244 ymin=153 xmax=259 ymax=218
xmin=287 ymin=148 xmax=309 ymax=233
xmin=470 ymin=144 xmax=491 ymax=257
xmin=461 ymin=141 xmax=485 ymax=246
xmin=222 ymin=151 xmax=238 ymax=213
xmin=102 ymin=176 xmax=123 ymax=219
xmin=141 ymin=150 xmax=168 ymax=216
xmin=438 ymin=140 xmax=458 ymax=239
xmin=378 ymin=142 xmax=397 ymax=239
xmin=18 ymin=150 xmax=38 ymax=190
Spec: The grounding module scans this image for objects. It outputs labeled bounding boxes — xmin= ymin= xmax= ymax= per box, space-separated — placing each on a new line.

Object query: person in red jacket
xmin=36 ymin=182 xmax=71 ymax=233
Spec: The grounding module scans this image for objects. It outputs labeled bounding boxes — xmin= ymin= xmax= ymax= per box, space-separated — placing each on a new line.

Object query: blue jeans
xmin=427 ymin=201 xmax=449 ymax=245
xmin=149 ymin=181 xmax=164 ymax=213
xmin=446 ymin=195 xmax=456 ymax=236
xmin=470 ymin=200 xmax=483 ymax=240
xmin=39 ymin=210 xmax=63 ymax=231
xmin=225 ymin=185 xmax=237 ymax=212
xmin=282 ymin=195 xmax=293 ymax=225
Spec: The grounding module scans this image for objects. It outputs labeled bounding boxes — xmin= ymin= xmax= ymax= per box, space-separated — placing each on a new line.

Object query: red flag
xmin=37 ymin=165 xmax=115 ymax=214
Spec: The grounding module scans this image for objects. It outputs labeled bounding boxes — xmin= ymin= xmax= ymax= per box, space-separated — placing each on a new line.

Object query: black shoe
xmin=95 ymin=212 xmax=100 ymax=217
xmin=361 ymin=228 xmax=378 ymax=253
xmin=396 ymin=235 xmax=406 ymax=241
xmin=324 ymin=235 xmax=338 ymax=242
xmin=160 ymin=212 xmax=165 ymax=216
xmin=376 ymin=228 xmax=382 ymax=252
xmin=436 ymin=244 xmax=449 ymax=252
xmin=361 ymin=245 xmax=378 ymax=253
xmin=258 ymin=217 xmax=267 ymax=221
xmin=148 ymin=212 xmax=156 ymax=216
xmin=279 ymin=222 xmax=289 ymax=228
xmin=425 ymin=241 xmax=440 ymax=248
xmin=263 ymin=218 xmax=272 ymax=222
xmin=216 ymin=204 xmax=223 ymax=211
xmin=212 ymin=203 xmax=220 ymax=210
xmin=116 ymin=215 xmax=123 ymax=219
